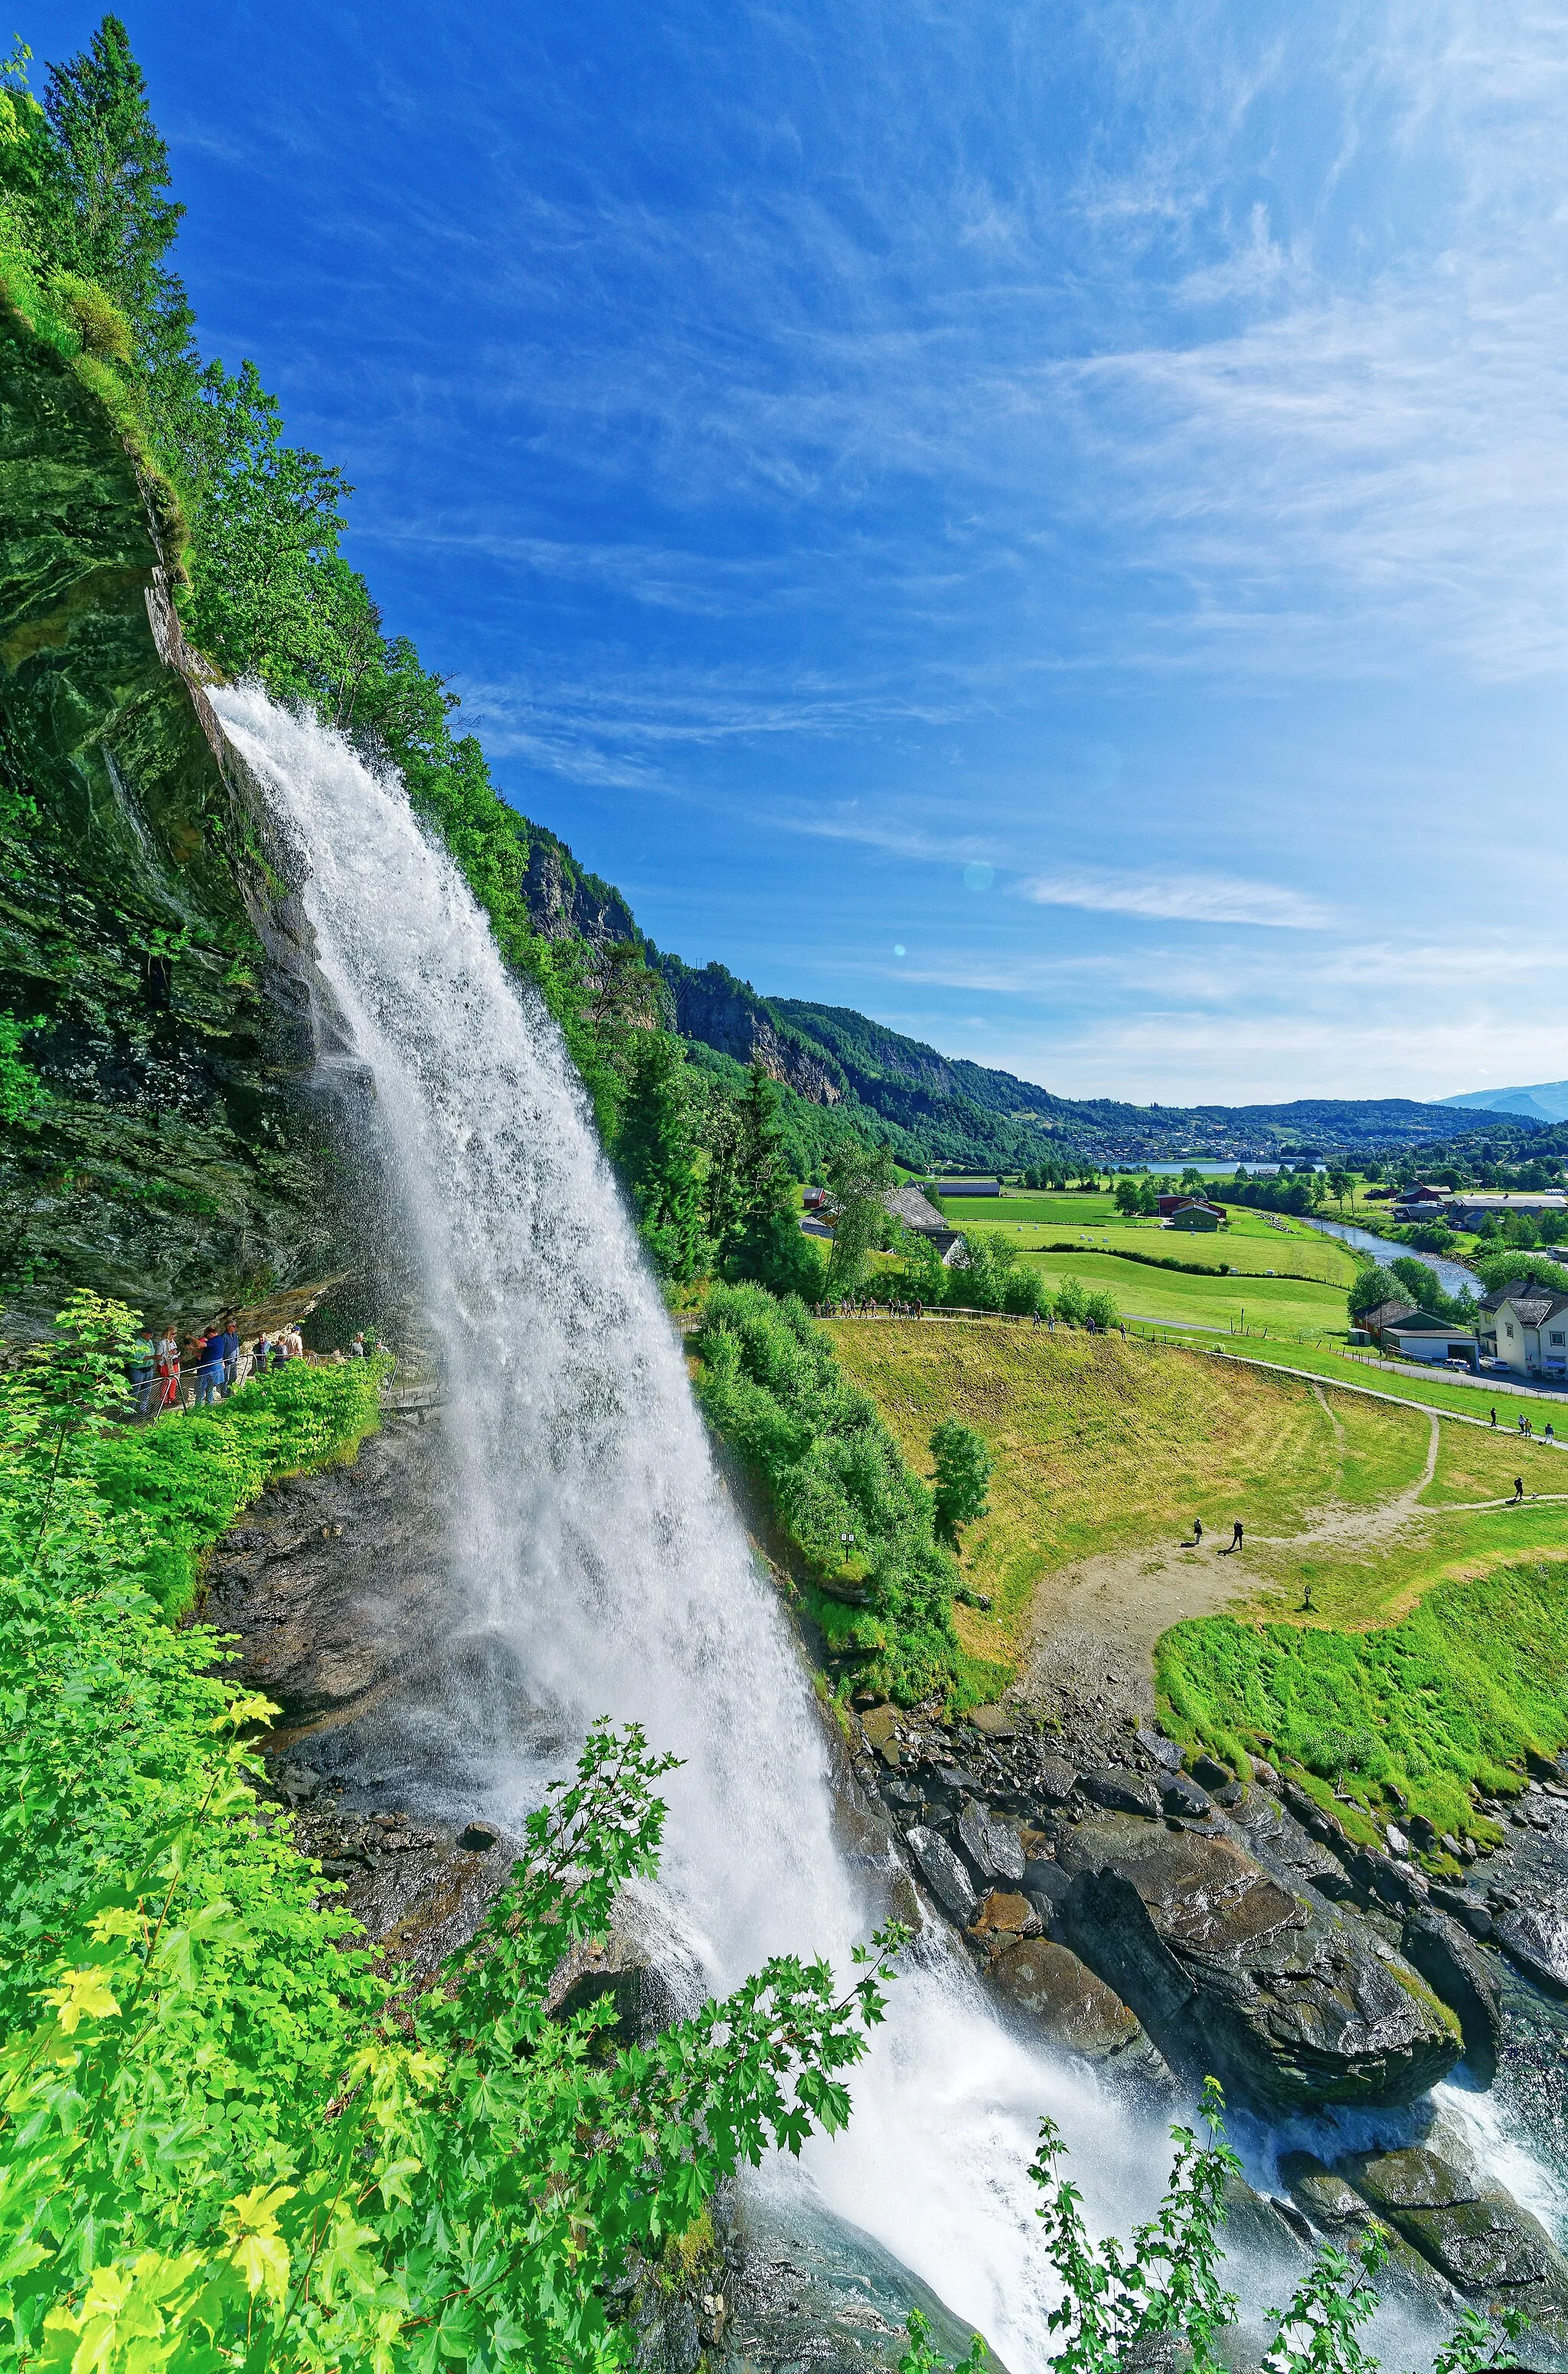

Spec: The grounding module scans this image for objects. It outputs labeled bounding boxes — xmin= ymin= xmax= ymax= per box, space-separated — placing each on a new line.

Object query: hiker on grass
xmin=1227 ymin=1519 xmax=1243 ymax=1553
xmin=1490 ymin=1408 xmax=1497 ymax=1427
xmin=1191 ymin=1518 xmax=1204 ymax=1548
xmin=1514 ymin=1476 xmax=1525 ymax=1503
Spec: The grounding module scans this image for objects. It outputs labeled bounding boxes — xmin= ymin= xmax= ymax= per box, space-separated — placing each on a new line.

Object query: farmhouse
xmin=1380 ymin=1312 xmax=1479 ymax=1370
xmin=1358 ymin=1298 xmax=1419 ymax=1346
xmin=1449 ymin=1193 xmax=1568 ymax=1228
xmin=1162 ymin=1199 xmax=1224 ymax=1231
xmin=882 ymin=1185 xmax=963 ymax=1264
xmin=1480 ymin=1280 xmax=1568 ymax=1379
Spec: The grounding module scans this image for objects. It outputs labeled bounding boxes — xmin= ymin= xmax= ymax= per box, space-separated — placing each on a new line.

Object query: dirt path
xmin=1021 ymin=1406 xmax=1568 ymax=1723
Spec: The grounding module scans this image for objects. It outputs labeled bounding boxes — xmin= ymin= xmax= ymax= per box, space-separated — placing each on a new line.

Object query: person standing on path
xmin=1514 ymin=1476 xmax=1525 ymax=1503
xmin=1192 ymin=1518 xmax=1204 ymax=1547
xmin=155 ymin=1327 xmax=180 ymax=1413
xmin=1226 ymin=1519 xmax=1243 ymax=1553
xmin=1490 ymin=1408 xmax=1497 ymax=1427
xmin=129 ymin=1329 xmax=156 ymax=1419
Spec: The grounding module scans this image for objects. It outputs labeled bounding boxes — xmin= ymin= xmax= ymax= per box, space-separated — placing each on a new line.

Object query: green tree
xmin=616 ymin=1031 xmax=708 ymax=1282
xmin=38 ymin=15 xmax=194 ymax=381
xmin=896 ymin=1223 xmax=951 ymax=1307
xmin=1347 ymin=1263 xmax=1406 ymax=1319
xmin=715 ymin=1061 xmax=814 ymax=1292
xmin=824 ymin=1137 xmax=896 ymax=1297
xmin=929 ymin=1418 xmax=991 ymax=1545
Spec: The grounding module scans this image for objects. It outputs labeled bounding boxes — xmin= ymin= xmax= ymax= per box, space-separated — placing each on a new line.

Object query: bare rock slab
xmin=1057 ymin=1814 xmax=1461 ymax=2113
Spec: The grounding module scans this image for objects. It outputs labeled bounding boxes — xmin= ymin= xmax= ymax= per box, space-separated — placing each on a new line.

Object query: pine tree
xmin=41 ymin=15 xmax=194 ymax=383
xmin=616 ymin=1032 xmax=708 ymax=1283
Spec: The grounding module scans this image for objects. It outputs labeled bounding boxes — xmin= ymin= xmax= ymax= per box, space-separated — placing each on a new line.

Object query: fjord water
xmin=215 ymin=685 xmax=1159 ymax=2368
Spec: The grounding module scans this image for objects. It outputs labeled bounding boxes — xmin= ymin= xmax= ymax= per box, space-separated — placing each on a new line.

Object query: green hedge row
xmin=692 ymin=1284 xmax=982 ymax=1705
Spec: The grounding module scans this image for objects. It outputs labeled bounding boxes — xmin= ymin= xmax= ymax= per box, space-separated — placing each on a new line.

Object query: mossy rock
xmin=0 ymin=296 xmax=376 ymax=1334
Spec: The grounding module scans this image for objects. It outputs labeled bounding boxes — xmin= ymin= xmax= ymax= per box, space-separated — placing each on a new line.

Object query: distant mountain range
xmin=517 ymin=812 xmax=1544 ymax=1171
xmin=1442 ymin=1081 xmax=1568 ymax=1125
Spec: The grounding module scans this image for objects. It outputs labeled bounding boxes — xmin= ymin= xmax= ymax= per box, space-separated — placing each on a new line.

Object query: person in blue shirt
xmin=192 ymin=1330 xmax=222 ymax=1406
xmin=218 ymin=1318 xmax=240 ymax=1394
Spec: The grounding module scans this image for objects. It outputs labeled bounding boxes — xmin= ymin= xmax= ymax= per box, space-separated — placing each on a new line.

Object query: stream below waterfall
xmin=215 ymin=685 xmax=1567 ymax=2372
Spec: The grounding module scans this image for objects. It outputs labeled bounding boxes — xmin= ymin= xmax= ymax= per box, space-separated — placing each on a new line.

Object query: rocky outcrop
xmin=1338 ymin=2144 xmax=1568 ymax=2353
xmin=518 ymin=818 xmax=637 ymax=946
xmin=654 ymin=953 xmax=845 ymax=1104
xmin=1057 ymin=1814 xmax=1461 ymax=2111
xmin=1400 ymin=1907 xmax=1504 ymax=2084
xmin=0 ymin=299 xmax=364 ymax=1332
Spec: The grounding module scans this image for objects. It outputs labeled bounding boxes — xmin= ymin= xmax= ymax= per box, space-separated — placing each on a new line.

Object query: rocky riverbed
xmin=208 ymin=1400 xmax=1568 ymax=2372
xmin=848 ymin=1692 xmax=1568 ymax=2366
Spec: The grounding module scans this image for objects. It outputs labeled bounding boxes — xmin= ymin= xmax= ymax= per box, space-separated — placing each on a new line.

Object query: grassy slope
xmin=826 ymin=1320 xmax=1568 ymax=1829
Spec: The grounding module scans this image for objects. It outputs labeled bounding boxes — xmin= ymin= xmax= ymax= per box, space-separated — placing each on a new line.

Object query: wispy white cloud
xmin=1018 ymin=868 xmax=1331 ymax=929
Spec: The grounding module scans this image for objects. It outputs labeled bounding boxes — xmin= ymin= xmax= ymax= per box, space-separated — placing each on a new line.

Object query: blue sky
xmin=48 ymin=0 xmax=1568 ymax=1101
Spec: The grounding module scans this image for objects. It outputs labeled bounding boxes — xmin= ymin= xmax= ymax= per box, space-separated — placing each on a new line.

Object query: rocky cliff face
xmin=0 ymin=300 xmax=367 ymax=1335
xmin=655 ymin=953 xmax=845 ymax=1104
xmin=519 ymin=816 xmax=638 ymax=945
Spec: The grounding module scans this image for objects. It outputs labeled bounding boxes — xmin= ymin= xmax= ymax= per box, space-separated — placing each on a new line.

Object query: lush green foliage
xmin=701 ymin=1062 xmax=822 ymax=1296
xmin=693 ymin=1284 xmax=965 ymax=1701
xmin=823 ymin=1140 xmax=897 ymax=1297
xmin=1157 ymin=1558 xmax=1568 ymax=1835
xmin=1472 ymin=1249 xmax=1568 ymax=1298
xmin=614 ymin=1032 xmax=707 ymax=1283
xmin=93 ymin=1355 xmax=384 ymax=1614
xmin=1347 ymin=1264 xmax=1407 ymax=1319
xmin=929 ymin=1420 xmax=991 ymax=1545
xmin=0 ymin=1295 xmax=906 ymax=2372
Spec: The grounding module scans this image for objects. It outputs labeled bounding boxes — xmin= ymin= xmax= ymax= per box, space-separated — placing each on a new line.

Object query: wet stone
xmin=1080 ymin=1767 xmax=1161 ymax=1819
xmin=990 ymin=1937 xmax=1145 ymax=2062
xmin=971 ymin=1889 xmax=1040 ymax=1940
xmin=1494 ymin=1905 xmax=1568 ymax=1997
xmin=1058 ymin=1813 xmax=1460 ymax=2113
xmin=1034 ymin=1754 xmax=1079 ymax=1804
xmin=906 ymin=1826 xmax=978 ymax=1926
xmin=956 ymin=1797 xmax=1027 ymax=1886
xmin=1400 ymin=1908 xmax=1504 ymax=2085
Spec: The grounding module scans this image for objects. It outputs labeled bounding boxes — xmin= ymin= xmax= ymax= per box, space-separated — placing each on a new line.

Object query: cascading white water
xmin=216 ymin=685 xmax=1171 ymax=2367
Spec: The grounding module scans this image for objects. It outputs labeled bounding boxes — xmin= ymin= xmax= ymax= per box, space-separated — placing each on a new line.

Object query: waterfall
xmin=215 ymin=684 xmax=1169 ymax=2368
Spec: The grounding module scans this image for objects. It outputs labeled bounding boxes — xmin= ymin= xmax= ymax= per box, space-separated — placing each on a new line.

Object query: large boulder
xmin=1400 ymin=1908 xmax=1504 ymax=2085
xmin=906 ymin=1826 xmax=978 ymax=1926
xmin=1494 ymin=1905 xmax=1568 ymax=1996
xmin=1081 ymin=1767 xmax=1162 ymax=1819
xmin=1279 ymin=2153 xmax=1462 ymax=2323
xmin=1057 ymin=1814 xmax=1462 ymax=2113
xmin=990 ymin=1937 xmax=1161 ymax=2085
xmin=956 ymin=1798 xmax=1026 ymax=1886
xmin=1339 ymin=2146 xmax=1568 ymax=2348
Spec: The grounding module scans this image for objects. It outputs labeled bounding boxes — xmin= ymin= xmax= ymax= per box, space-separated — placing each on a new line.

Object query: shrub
xmin=694 ymin=1284 xmax=964 ymax=1701
xmin=0 ymin=1295 xmax=901 ymax=2369
xmin=929 ymin=1418 xmax=991 ymax=1545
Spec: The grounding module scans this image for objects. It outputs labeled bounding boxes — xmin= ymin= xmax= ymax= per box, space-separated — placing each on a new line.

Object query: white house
xmin=1480 ymin=1281 xmax=1568 ymax=1379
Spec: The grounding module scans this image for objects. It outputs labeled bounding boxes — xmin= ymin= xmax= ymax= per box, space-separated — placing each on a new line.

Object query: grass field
xmin=1019 ymin=1249 xmax=1351 ymax=1339
xmin=822 ymin=1318 xmax=1568 ymax=1674
xmin=950 ymin=1206 xmax=1360 ymax=1287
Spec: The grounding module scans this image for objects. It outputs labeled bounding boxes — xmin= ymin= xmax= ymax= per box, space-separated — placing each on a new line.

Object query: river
xmin=1304 ymin=1216 xmax=1483 ymax=1303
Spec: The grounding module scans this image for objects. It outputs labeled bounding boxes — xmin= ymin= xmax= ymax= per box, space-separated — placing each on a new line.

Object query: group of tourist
xmin=128 ymin=1316 xmax=322 ymax=1418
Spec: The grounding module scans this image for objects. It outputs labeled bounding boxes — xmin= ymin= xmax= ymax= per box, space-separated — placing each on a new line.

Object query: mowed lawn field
xmin=823 ymin=1319 xmax=1568 ymax=1677
xmin=950 ymin=1205 xmax=1360 ymax=1289
xmin=1019 ymin=1249 xmax=1349 ymax=1339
